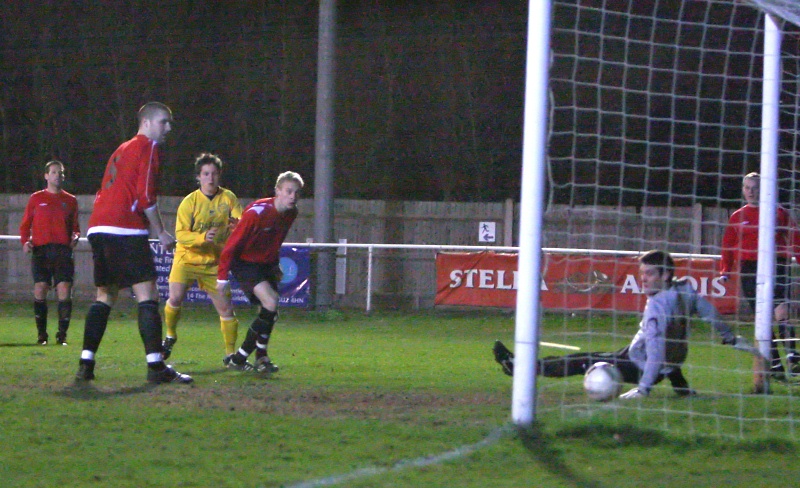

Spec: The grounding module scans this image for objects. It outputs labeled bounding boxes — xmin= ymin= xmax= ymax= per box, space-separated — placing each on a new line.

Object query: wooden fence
xmin=0 ymin=194 xmax=733 ymax=308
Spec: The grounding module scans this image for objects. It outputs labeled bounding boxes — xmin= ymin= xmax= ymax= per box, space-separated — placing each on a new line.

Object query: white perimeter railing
xmin=0 ymin=235 xmax=721 ymax=312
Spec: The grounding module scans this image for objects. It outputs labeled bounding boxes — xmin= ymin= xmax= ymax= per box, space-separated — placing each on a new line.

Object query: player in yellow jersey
xmin=162 ymin=153 xmax=243 ymax=362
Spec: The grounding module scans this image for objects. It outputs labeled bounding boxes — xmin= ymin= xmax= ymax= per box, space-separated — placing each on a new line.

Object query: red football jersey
xmin=217 ymin=197 xmax=298 ymax=280
xmin=19 ymin=190 xmax=80 ymax=246
xmin=87 ymin=134 xmax=161 ymax=235
xmin=720 ymin=204 xmax=800 ymax=274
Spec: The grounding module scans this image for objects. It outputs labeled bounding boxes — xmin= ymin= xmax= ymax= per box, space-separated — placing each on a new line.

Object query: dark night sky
xmin=549 ymin=0 xmax=800 ymax=208
xmin=0 ymin=1 xmax=797 ymax=207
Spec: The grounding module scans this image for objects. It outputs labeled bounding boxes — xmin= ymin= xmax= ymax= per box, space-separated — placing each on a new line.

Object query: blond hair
xmin=275 ymin=171 xmax=304 ymax=189
xmin=743 ymin=172 xmax=759 ymax=184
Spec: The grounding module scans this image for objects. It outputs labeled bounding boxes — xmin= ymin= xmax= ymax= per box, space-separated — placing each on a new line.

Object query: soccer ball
xmin=583 ymin=362 xmax=622 ymax=402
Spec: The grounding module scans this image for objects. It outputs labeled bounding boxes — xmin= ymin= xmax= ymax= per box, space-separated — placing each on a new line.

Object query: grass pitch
xmin=0 ymin=302 xmax=797 ymax=487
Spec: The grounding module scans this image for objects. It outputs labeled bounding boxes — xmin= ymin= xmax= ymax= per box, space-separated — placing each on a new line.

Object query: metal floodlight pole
xmin=314 ymin=0 xmax=337 ymax=311
xmin=512 ymin=0 xmax=552 ymax=427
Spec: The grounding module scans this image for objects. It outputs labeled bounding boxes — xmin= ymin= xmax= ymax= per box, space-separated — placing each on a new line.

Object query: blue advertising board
xmin=151 ymin=242 xmax=311 ymax=307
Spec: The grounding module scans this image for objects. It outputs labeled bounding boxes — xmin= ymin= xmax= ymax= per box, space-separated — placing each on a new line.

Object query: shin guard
xmin=34 ymin=299 xmax=48 ymax=335
xmin=138 ymin=300 xmax=164 ymax=356
xmin=58 ymin=299 xmax=72 ymax=333
xmin=254 ymin=309 xmax=277 ymax=358
xmin=82 ymin=301 xmax=111 ymax=352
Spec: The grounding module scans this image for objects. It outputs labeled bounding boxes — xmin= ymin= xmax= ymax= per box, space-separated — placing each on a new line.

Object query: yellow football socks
xmin=220 ymin=316 xmax=239 ymax=355
xmin=164 ymin=302 xmax=181 ymax=339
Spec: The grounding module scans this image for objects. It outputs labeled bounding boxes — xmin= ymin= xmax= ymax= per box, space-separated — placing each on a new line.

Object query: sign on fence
xmin=478 ymin=222 xmax=496 ymax=243
xmin=434 ymin=251 xmax=740 ymax=314
xmin=151 ymin=243 xmax=311 ymax=307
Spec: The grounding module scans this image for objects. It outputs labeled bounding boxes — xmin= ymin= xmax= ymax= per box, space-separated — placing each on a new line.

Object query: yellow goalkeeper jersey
xmin=173 ymin=187 xmax=243 ymax=266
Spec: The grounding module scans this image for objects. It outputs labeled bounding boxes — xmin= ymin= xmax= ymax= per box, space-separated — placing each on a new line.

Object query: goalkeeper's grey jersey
xmin=628 ymin=279 xmax=735 ymax=392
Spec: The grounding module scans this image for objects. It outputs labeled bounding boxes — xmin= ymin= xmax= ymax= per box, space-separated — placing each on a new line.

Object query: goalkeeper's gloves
xmin=724 ymin=335 xmax=760 ymax=356
xmin=619 ymin=387 xmax=649 ymax=400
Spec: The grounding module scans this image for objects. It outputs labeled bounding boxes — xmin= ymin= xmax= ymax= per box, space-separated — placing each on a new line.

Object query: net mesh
xmin=536 ymin=0 xmax=800 ymax=438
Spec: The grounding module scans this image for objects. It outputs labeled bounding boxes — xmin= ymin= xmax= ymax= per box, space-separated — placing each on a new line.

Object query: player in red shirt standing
xmin=719 ymin=172 xmax=800 ymax=378
xmin=216 ymin=171 xmax=304 ymax=373
xmin=75 ymin=102 xmax=192 ymax=384
xmin=19 ymin=161 xmax=80 ymax=345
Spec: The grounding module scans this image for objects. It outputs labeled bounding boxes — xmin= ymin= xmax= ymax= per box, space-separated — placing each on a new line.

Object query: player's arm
xmin=637 ymin=317 xmax=666 ymax=394
xmin=144 ymin=204 xmax=175 ymax=250
xmin=784 ymin=209 xmax=800 ymax=263
xmin=229 ymin=192 xmax=243 ymax=220
xmin=691 ymin=291 xmax=756 ymax=354
xmin=70 ymin=197 xmax=81 ymax=248
xmin=19 ymin=197 xmax=35 ymax=252
xmin=217 ymin=208 xmax=254 ymax=288
xmin=690 ymin=288 xmax=735 ymax=342
xmin=228 ymin=193 xmax=243 ymax=230
xmin=137 ymin=142 xmax=174 ymax=249
xmin=619 ymin=319 xmax=664 ymax=400
xmin=137 ymin=141 xmax=161 ymax=211
xmin=718 ymin=215 xmax=739 ymax=279
xmin=623 ymin=304 xmax=668 ymax=399
xmin=174 ymin=193 xmax=207 ymax=248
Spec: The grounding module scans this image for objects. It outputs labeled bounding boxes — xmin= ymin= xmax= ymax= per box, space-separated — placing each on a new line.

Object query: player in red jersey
xmin=19 ymin=161 xmax=80 ymax=345
xmin=720 ymin=172 xmax=800 ymax=378
xmin=216 ymin=171 xmax=304 ymax=373
xmin=75 ymin=101 xmax=192 ymax=384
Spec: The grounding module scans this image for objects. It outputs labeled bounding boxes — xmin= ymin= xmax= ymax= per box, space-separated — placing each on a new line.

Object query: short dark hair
xmin=194 ymin=153 xmax=223 ymax=175
xmin=44 ymin=160 xmax=64 ymax=172
xmin=137 ymin=101 xmax=172 ymax=124
xmin=639 ymin=249 xmax=675 ymax=281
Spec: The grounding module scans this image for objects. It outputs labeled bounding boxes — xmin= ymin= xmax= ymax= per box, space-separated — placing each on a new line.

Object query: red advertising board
xmin=435 ymin=252 xmax=740 ymax=314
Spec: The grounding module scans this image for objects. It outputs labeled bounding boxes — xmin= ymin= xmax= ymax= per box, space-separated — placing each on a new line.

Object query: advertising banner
xmin=151 ymin=243 xmax=311 ymax=307
xmin=435 ymin=251 xmax=740 ymax=314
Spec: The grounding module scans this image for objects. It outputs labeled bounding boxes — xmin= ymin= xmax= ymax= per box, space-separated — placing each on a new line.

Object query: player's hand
xmin=228 ymin=217 xmax=239 ymax=231
xmin=22 ymin=241 xmax=33 ymax=253
xmin=619 ymin=387 xmax=648 ymax=400
xmin=205 ymin=227 xmax=218 ymax=243
xmin=728 ymin=335 xmax=761 ymax=357
xmin=159 ymin=230 xmax=176 ymax=252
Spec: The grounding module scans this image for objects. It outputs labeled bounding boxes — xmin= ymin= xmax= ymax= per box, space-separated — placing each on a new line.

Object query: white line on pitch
xmin=282 ymin=425 xmax=514 ymax=488
xmin=540 ymin=341 xmax=580 ymax=351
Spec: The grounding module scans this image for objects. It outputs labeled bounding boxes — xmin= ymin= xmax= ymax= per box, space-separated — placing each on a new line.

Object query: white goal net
xmin=527 ymin=0 xmax=800 ymax=438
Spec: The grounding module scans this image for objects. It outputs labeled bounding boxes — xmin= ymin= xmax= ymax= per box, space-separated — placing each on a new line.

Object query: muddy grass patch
xmin=53 ymin=379 xmax=503 ymax=423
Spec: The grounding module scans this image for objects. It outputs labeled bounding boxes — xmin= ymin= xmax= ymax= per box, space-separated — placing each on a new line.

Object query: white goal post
xmin=516 ymin=0 xmax=800 ymax=436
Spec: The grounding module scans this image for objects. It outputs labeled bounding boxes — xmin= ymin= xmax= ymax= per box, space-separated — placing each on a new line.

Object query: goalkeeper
xmin=493 ymin=250 xmax=755 ymax=399
xmin=162 ymin=153 xmax=243 ymax=361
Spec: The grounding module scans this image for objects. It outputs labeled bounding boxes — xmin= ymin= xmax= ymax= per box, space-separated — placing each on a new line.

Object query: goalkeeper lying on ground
xmin=493 ymin=249 xmax=756 ymax=399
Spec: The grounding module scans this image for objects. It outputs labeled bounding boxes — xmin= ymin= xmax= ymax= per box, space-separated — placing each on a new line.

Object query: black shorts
xmin=88 ymin=233 xmax=156 ymax=289
xmin=31 ymin=244 xmax=74 ymax=286
xmin=229 ymin=260 xmax=282 ymax=304
xmin=539 ymin=346 xmax=678 ymax=388
xmin=740 ymin=258 xmax=791 ymax=311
